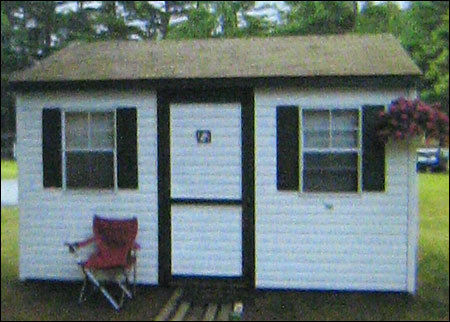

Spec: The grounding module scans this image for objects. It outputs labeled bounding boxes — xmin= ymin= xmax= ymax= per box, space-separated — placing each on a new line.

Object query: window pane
xmin=66 ymin=152 xmax=114 ymax=189
xmin=332 ymin=110 xmax=358 ymax=130
xmin=304 ymin=131 xmax=330 ymax=148
xmin=303 ymin=110 xmax=330 ymax=148
xmin=65 ymin=113 xmax=89 ymax=149
xmin=332 ymin=130 xmax=358 ymax=147
xmin=91 ymin=112 xmax=114 ymax=149
xmin=66 ymin=152 xmax=90 ymax=188
xmin=332 ymin=110 xmax=358 ymax=148
xmin=89 ymin=152 xmax=114 ymax=188
xmin=303 ymin=152 xmax=358 ymax=192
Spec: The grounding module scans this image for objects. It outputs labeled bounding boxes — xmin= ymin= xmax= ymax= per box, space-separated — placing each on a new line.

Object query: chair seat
xmin=80 ymin=252 xmax=136 ymax=270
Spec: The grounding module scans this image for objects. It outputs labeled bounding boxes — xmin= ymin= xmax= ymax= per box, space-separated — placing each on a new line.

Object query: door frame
xmin=157 ymin=87 xmax=255 ymax=288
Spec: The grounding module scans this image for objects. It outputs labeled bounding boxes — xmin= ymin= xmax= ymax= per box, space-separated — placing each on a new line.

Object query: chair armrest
xmin=77 ymin=237 xmax=96 ymax=248
xmin=64 ymin=237 xmax=95 ymax=253
xmin=64 ymin=242 xmax=78 ymax=253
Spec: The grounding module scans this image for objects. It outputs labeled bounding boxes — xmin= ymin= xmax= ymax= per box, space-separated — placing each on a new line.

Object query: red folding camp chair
xmin=65 ymin=215 xmax=140 ymax=311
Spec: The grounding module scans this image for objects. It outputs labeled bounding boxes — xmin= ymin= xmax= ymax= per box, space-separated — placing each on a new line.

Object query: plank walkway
xmin=154 ymin=288 xmax=237 ymax=321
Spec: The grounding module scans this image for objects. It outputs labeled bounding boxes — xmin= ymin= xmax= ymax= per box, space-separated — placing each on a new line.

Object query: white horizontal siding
xmin=254 ymin=86 xmax=412 ymax=292
xmin=170 ymin=103 xmax=242 ymax=199
xmin=16 ymin=90 xmax=158 ymax=284
xmin=171 ymin=205 xmax=242 ymax=276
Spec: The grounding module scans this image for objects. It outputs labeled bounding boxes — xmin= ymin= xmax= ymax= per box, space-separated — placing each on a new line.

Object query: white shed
xmin=10 ymin=34 xmax=422 ymax=293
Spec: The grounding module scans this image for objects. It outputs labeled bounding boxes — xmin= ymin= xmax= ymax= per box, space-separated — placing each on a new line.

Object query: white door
xmin=170 ymin=103 xmax=242 ymax=277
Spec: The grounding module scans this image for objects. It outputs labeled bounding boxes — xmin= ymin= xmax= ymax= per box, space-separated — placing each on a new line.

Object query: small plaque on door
xmin=196 ymin=130 xmax=211 ymax=144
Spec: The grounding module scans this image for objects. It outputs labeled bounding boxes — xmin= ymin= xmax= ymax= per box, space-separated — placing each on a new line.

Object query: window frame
xmin=61 ymin=110 xmax=118 ymax=191
xmin=299 ymin=106 xmax=363 ymax=194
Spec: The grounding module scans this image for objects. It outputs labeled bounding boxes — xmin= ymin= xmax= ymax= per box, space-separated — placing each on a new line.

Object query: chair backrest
xmin=93 ymin=215 xmax=138 ymax=255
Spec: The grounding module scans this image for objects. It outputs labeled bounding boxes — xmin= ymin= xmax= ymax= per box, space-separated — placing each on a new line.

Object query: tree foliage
xmin=276 ymin=1 xmax=357 ymax=35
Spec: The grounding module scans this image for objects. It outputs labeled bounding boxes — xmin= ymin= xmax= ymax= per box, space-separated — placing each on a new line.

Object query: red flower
xmin=429 ymin=110 xmax=437 ymax=121
xmin=378 ymin=98 xmax=448 ymax=142
xmin=409 ymin=123 xmax=418 ymax=135
xmin=438 ymin=112 xmax=449 ymax=123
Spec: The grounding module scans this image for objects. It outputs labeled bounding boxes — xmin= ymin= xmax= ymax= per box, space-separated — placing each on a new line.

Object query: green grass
xmin=1 ymin=160 xmax=18 ymax=180
xmin=1 ymin=174 xmax=449 ymax=320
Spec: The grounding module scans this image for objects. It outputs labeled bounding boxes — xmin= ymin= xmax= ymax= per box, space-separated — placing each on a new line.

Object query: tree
xmin=355 ymin=1 xmax=449 ymax=115
xmin=400 ymin=1 xmax=448 ymax=72
xmin=399 ymin=2 xmax=449 ymax=114
xmin=422 ymin=9 xmax=449 ymax=114
xmin=275 ymin=1 xmax=356 ymax=35
xmin=166 ymin=5 xmax=217 ymax=39
xmin=356 ymin=1 xmax=403 ymax=35
xmin=93 ymin=1 xmax=144 ymax=40
xmin=165 ymin=1 xmax=263 ymax=39
xmin=216 ymin=1 xmax=255 ymax=37
xmin=57 ymin=1 xmax=99 ymax=42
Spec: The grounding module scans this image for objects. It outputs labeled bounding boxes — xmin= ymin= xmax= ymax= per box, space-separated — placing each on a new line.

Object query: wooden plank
xmin=170 ymin=302 xmax=191 ymax=321
xmin=154 ymin=288 xmax=183 ymax=321
xmin=216 ymin=303 xmax=232 ymax=321
xmin=202 ymin=303 xmax=218 ymax=321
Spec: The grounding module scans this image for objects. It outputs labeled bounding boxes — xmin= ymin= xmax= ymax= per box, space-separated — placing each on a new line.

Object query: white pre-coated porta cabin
xmin=11 ymin=34 xmax=422 ymax=293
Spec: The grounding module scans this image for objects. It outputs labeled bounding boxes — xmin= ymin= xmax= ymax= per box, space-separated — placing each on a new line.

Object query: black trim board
xmin=11 ymin=75 xmax=420 ymax=92
xmin=170 ymin=275 xmax=245 ymax=289
xmin=157 ymin=87 xmax=255 ymax=288
xmin=116 ymin=107 xmax=138 ymax=189
xmin=362 ymin=105 xmax=386 ymax=191
xmin=42 ymin=108 xmax=62 ymax=188
xmin=276 ymin=105 xmax=300 ymax=190
xmin=157 ymin=91 xmax=171 ymax=286
xmin=241 ymin=88 xmax=256 ymax=289
xmin=171 ymin=199 xmax=242 ymax=205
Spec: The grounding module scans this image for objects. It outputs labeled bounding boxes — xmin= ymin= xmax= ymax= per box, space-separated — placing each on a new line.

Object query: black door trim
xmin=157 ymin=87 xmax=255 ymax=288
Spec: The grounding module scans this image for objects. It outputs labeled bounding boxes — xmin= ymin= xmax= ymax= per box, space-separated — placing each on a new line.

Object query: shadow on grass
xmin=1 ymin=275 xmax=448 ymax=321
xmin=1 ymin=278 xmax=173 ymax=321
xmin=241 ymin=290 xmax=417 ymax=321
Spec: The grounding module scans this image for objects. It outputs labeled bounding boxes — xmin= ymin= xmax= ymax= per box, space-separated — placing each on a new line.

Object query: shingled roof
xmin=10 ymin=33 xmax=421 ymax=83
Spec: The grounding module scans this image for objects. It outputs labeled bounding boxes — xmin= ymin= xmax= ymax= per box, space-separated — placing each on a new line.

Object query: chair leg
xmin=77 ymin=267 xmax=137 ymax=311
xmin=118 ymin=280 xmax=133 ymax=299
xmin=84 ymin=269 xmax=121 ymax=311
xmin=78 ymin=276 xmax=88 ymax=304
xmin=118 ymin=270 xmax=133 ymax=308
xmin=119 ymin=287 xmax=126 ymax=308
xmin=132 ymin=262 xmax=137 ymax=297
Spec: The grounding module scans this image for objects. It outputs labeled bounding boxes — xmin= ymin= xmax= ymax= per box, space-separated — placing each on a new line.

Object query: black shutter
xmin=42 ymin=108 xmax=62 ymax=188
xmin=362 ymin=105 xmax=386 ymax=191
xmin=116 ymin=108 xmax=138 ymax=189
xmin=276 ymin=105 xmax=299 ymax=190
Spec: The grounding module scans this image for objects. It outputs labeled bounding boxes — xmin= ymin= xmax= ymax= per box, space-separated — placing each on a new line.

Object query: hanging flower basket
xmin=377 ymin=98 xmax=449 ymax=145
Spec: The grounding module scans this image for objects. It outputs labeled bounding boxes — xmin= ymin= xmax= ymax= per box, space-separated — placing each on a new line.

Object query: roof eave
xmin=9 ymin=74 xmax=422 ymax=92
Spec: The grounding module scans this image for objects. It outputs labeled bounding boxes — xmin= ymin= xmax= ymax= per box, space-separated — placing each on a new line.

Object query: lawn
xmin=1 ymin=174 xmax=449 ymax=320
xmin=1 ymin=160 xmax=18 ymax=180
